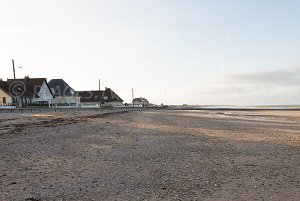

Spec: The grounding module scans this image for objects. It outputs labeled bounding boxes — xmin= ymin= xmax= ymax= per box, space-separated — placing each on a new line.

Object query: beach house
xmin=48 ymin=79 xmax=80 ymax=107
xmin=78 ymin=87 xmax=123 ymax=107
xmin=133 ymin=97 xmax=150 ymax=107
xmin=7 ymin=76 xmax=54 ymax=107
xmin=0 ymin=80 xmax=13 ymax=106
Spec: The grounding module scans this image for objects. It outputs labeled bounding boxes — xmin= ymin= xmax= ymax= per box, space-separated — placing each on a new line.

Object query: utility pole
xmin=99 ymin=79 xmax=101 ymax=109
xmin=12 ymin=59 xmax=16 ymax=79
xmin=132 ymin=88 xmax=134 ymax=107
xmin=12 ymin=59 xmax=18 ymax=107
xmin=12 ymin=59 xmax=19 ymax=107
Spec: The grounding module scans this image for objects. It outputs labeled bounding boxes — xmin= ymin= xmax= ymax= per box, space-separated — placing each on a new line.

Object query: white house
xmin=7 ymin=77 xmax=54 ymax=107
xmin=133 ymin=97 xmax=150 ymax=107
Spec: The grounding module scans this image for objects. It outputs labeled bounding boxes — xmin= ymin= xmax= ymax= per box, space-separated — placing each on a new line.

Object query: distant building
xmin=124 ymin=103 xmax=133 ymax=107
xmin=133 ymin=97 xmax=150 ymax=107
xmin=6 ymin=77 xmax=54 ymax=107
xmin=0 ymin=80 xmax=13 ymax=106
xmin=77 ymin=88 xmax=123 ymax=107
xmin=48 ymin=79 xmax=80 ymax=107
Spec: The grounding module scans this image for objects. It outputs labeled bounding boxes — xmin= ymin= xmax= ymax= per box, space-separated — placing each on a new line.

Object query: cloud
xmin=225 ymin=66 xmax=300 ymax=86
xmin=187 ymin=66 xmax=300 ymax=105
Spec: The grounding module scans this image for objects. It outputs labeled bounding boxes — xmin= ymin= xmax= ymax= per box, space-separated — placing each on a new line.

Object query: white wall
xmin=52 ymin=96 xmax=80 ymax=106
xmin=0 ymin=89 xmax=12 ymax=105
xmin=103 ymin=101 xmax=124 ymax=107
xmin=33 ymin=81 xmax=53 ymax=104
xmin=80 ymin=101 xmax=123 ymax=107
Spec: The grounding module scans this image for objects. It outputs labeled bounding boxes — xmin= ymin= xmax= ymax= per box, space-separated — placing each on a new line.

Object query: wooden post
xmin=12 ymin=59 xmax=20 ymax=107
xmin=99 ymin=79 xmax=101 ymax=109
xmin=12 ymin=59 xmax=16 ymax=79
xmin=132 ymin=88 xmax=134 ymax=107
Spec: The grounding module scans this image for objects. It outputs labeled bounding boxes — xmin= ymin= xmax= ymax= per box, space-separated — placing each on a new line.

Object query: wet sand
xmin=0 ymin=110 xmax=299 ymax=200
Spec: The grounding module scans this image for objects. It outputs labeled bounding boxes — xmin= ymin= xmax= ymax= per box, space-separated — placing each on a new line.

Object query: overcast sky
xmin=1 ymin=0 xmax=300 ymax=105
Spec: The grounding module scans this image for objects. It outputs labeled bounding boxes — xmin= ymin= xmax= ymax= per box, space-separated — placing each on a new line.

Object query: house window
xmin=2 ymin=97 xmax=6 ymax=104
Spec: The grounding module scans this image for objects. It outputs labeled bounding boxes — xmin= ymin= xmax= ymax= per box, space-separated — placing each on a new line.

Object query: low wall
xmin=0 ymin=107 xmax=146 ymax=114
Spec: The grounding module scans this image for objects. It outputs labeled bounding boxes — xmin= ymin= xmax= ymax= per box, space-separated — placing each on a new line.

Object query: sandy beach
xmin=0 ymin=110 xmax=299 ymax=200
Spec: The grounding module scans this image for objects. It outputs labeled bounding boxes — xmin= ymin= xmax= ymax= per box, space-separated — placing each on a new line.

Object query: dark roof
xmin=77 ymin=91 xmax=103 ymax=102
xmin=103 ymin=88 xmax=123 ymax=102
xmin=0 ymin=80 xmax=9 ymax=95
xmin=48 ymin=79 xmax=76 ymax=97
xmin=77 ymin=88 xmax=123 ymax=103
xmin=7 ymin=77 xmax=53 ymax=98
xmin=133 ymin=97 xmax=149 ymax=102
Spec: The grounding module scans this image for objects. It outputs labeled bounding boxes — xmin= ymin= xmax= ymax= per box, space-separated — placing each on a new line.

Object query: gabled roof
xmin=133 ymin=97 xmax=149 ymax=102
xmin=77 ymin=88 xmax=123 ymax=103
xmin=48 ymin=79 xmax=76 ymax=97
xmin=7 ymin=77 xmax=53 ymax=98
xmin=77 ymin=90 xmax=103 ymax=102
xmin=0 ymin=80 xmax=10 ymax=95
xmin=103 ymin=88 xmax=123 ymax=102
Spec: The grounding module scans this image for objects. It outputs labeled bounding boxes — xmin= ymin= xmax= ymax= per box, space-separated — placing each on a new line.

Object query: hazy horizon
xmin=1 ymin=0 xmax=300 ymax=105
